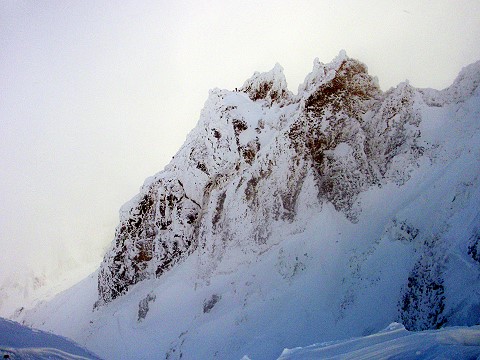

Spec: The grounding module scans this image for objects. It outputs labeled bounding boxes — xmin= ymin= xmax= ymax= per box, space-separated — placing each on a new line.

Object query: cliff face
xmin=96 ymin=52 xmax=382 ymax=304
xmin=96 ymin=52 xmax=480 ymax=333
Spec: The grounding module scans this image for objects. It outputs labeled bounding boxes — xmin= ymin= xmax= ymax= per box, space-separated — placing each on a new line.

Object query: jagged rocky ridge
xmin=96 ymin=52 xmax=480 ymax=333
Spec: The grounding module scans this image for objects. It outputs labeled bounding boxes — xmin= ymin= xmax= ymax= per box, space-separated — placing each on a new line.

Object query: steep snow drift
xmin=277 ymin=323 xmax=480 ymax=359
xmin=19 ymin=53 xmax=480 ymax=360
xmin=0 ymin=317 xmax=102 ymax=359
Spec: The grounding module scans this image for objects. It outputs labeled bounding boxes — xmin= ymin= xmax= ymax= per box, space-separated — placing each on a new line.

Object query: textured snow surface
xmin=278 ymin=323 xmax=480 ymax=359
xmin=18 ymin=53 xmax=480 ymax=360
xmin=0 ymin=317 xmax=102 ymax=359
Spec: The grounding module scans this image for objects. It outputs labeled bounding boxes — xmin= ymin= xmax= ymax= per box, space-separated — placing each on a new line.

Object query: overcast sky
xmin=1 ymin=0 xmax=479 ymax=285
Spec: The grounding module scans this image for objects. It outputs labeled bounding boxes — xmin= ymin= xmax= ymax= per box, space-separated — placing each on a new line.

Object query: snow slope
xmin=277 ymin=323 xmax=480 ymax=359
xmin=18 ymin=53 xmax=480 ymax=359
xmin=0 ymin=317 xmax=102 ymax=359
xmin=0 ymin=259 xmax=99 ymax=320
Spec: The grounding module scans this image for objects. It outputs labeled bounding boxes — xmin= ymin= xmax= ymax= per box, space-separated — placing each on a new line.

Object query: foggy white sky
xmin=1 ymin=0 xmax=479 ymax=284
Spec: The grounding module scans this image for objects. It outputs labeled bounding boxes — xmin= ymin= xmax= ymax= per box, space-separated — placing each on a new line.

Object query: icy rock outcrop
xmin=468 ymin=228 xmax=480 ymax=265
xmin=97 ymin=176 xmax=201 ymax=305
xmin=138 ymin=292 xmax=156 ymax=322
xmin=240 ymin=63 xmax=293 ymax=104
xmin=96 ymin=52 xmax=478 ymax=306
xmin=399 ymin=235 xmax=447 ymax=331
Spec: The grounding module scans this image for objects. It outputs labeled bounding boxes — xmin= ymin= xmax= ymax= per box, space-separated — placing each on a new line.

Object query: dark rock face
xmin=289 ymin=58 xmax=422 ymax=220
xmin=97 ymin=177 xmax=200 ymax=305
xmin=303 ymin=59 xmax=378 ymax=118
xmin=203 ymin=294 xmax=221 ymax=313
xmin=96 ymin=53 xmax=437 ymax=305
xmin=399 ymin=236 xmax=447 ymax=331
xmin=294 ymin=58 xmax=381 ymax=219
xmin=138 ymin=293 xmax=156 ymax=321
xmin=468 ymin=229 xmax=480 ymax=264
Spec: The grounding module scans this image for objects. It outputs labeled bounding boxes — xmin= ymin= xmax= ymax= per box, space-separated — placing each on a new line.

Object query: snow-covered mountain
xmin=18 ymin=52 xmax=480 ymax=359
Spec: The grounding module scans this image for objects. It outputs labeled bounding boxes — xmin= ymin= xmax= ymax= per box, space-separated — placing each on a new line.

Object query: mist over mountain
xmin=13 ymin=52 xmax=480 ymax=359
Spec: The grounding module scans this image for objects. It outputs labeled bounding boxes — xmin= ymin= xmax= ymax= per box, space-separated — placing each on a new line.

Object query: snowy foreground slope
xmin=0 ymin=317 xmax=102 ymax=359
xmin=19 ymin=52 xmax=480 ymax=359
xmin=277 ymin=323 xmax=480 ymax=359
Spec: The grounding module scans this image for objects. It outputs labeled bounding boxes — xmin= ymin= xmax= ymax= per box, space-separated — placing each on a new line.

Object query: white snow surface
xmin=277 ymin=323 xmax=480 ymax=359
xmin=0 ymin=317 xmax=102 ymax=359
xmin=14 ymin=54 xmax=480 ymax=359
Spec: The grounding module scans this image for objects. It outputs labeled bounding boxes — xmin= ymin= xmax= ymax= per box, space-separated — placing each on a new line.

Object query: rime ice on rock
xmin=96 ymin=51 xmax=480 ymax=308
xmin=240 ymin=63 xmax=293 ymax=104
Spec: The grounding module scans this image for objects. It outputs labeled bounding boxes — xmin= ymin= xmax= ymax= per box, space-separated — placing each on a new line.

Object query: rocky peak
xmin=297 ymin=50 xmax=349 ymax=98
xmin=96 ymin=52 xmax=466 ymax=306
xmin=239 ymin=63 xmax=293 ymax=104
xmin=300 ymin=52 xmax=380 ymax=117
